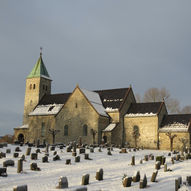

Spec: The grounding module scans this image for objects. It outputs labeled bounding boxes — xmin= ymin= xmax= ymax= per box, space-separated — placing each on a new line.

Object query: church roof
xmin=95 ymin=88 xmax=129 ymax=110
xmin=38 ymin=88 xmax=129 ymax=111
xmin=126 ymin=102 xmax=163 ymax=116
xmin=27 ymin=54 xmax=51 ymax=79
xmin=160 ymin=114 xmax=191 ymax=132
xmin=39 ymin=93 xmax=71 ymax=105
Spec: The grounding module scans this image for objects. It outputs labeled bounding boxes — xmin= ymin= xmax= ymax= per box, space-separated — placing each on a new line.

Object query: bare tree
xmin=132 ymin=126 xmax=140 ymax=148
xmin=180 ymin=106 xmax=191 ymax=114
xmin=166 ymin=132 xmax=177 ymax=151
xmin=179 ymin=138 xmax=188 ymax=152
xmin=48 ymin=129 xmax=60 ymax=144
xmin=90 ymin=129 xmax=97 ymax=144
xmin=135 ymin=93 xmax=142 ymax=103
xmin=143 ymin=87 xmax=180 ymax=114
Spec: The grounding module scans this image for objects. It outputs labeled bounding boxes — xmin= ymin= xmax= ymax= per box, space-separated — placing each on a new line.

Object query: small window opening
xmin=48 ymin=106 xmax=55 ymax=111
xmin=33 ymin=84 xmax=36 ymax=89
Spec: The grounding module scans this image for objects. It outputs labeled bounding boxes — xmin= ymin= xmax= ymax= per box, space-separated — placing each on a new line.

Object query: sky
xmin=0 ymin=0 xmax=191 ymax=135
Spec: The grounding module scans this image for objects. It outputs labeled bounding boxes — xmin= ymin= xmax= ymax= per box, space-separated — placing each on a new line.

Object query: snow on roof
xmin=81 ymin=88 xmax=108 ymax=117
xmin=102 ymin=123 xmax=117 ymax=132
xmin=15 ymin=124 xmax=29 ymax=129
xmin=105 ymin=107 xmax=119 ymax=112
xmin=160 ymin=122 xmax=189 ymax=132
xmin=29 ymin=104 xmax=64 ymax=116
xmin=125 ymin=113 xmax=157 ymax=117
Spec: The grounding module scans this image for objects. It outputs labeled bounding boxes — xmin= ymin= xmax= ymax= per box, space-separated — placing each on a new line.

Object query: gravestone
xmin=56 ymin=176 xmax=68 ymax=189
xmin=79 ymin=148 xmax=85 ymax=154
xmin=15 ymin=147 xmax=21 ymax=152
xmin=6 ymin=149 xmax=11 ymax=154
xmin=13 ymin=185 xmax=27 ymax=191
xmin=0 ymin=168 xmax=7 ymax=177
xmin=120 ymin=148 xmax=127 ymax=153
xmin=26 ymin=147 xmax=31 ymax=156
xmin=81 ymin=174 xmax=90 ymax=185
xmin=123 ymin=176 xmax=132 ymax=187
xmin=72 ymin=152 xmax=77 ymax=157
xmin=155 ymin=161 xmax=161 ymax=170
xmin=53 ymin=151 xmax=57 ymax=155
xmin=31 ymin=153 xmax=38 ymax=160
xmin=14 ymin=153 xmax=19 ymax=158
xmin=53 ymin=155 xmax=60 ymax=161
xmin=140 ymin=174 xmax=147 ymax=189
xmin=164 ymin=163 xmax=167 ymax=172
xmin=144 ymin=155 xmax=148 ymax=161
xmin=132 ymin=171 xmax=140 ymax=182
xmin=75 ymin=156 xmax=80 ymax=162
xmin=42 ymin=156 xmax=48 ymax=163
xmin=0 ymin=152 xmax=6 ymax=158
xmin=17 ymin=159 xmax=23 ymax=173
xmin=30 ymin=163 xmax=40 ymax=171
xmin=3 ymin=160 xmax=14 ymax=167
xmin=186 ymin=176 xmax=191 ymax=186
xmin=151 ymin=170 xmax=158 ymax=182
xmin=95 ymin=168 xmax=103 ymax=181
xmin=131 ymin=156 xmax=135 ymax=165
xmin=65 ymin=159 xmax=71 ymax=165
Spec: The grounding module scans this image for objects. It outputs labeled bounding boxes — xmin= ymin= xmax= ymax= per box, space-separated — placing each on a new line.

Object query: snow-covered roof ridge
xmin=81 ymin=88 xmax=108 ymax=117
xmin=29 ymin=104 xmax=64 ymax=116
xmin=125 ymin=112 xmax=157 ymax=117
xmin=160 ymin=122 xmax=190 ymax=132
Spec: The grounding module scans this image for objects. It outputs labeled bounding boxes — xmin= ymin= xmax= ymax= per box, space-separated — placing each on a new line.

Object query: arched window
xmin=83 ymin=124 xmax=88 ymax=136
xmin=33 ymin=84 xmax=36 ymax=89
xmin=29 ymin=84 xmax=32 ymax=90
xmin=64 ymin=125 xmax=68 ymax=136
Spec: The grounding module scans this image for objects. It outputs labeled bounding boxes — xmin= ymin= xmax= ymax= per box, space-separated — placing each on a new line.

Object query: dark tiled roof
xmin=94 ymin=88 xmax=129 ymax=109
xmin=127 ymin=102 xmax=162 ymax=114
xmin=39 ymin=93 xmax=71 ymax=105
xmin=161 ymin=114 xmax=191 ymax=127
xmin=38 ymin=87 xmax=129 ymax=109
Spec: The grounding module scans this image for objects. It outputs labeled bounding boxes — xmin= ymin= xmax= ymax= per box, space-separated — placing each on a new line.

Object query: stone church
xmin=14 ymin=53 xmax=191 ymax=150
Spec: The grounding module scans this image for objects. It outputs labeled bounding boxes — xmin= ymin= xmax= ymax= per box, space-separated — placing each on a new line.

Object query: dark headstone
xmin=56 ymin=176 xmax=68 ymax=189
xmin=3 ymin=160 xmax=14 ymax=167
xmin=81 ymin=174 xmax=89 ymax=185
xmin=95 ymin=168 xmax=103 ymax=181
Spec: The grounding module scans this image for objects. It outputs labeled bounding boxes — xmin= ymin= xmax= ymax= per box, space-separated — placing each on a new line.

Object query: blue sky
xmin=0 ymin=0 xmax=191 ymax=135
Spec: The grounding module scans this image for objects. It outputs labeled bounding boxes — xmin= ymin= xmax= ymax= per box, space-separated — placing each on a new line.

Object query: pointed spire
xmin=27 ymin=50 xmax=51 ymax=80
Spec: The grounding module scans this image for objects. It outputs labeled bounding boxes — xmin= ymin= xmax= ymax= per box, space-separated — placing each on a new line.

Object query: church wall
xmin=55 ymin=87 xmax=109 ymax=145
xmin=124 ymin=115 xmax=158 ymax=149
xmin=119 ymin=88 xmax=136 ymax=146
xmin=27 ymin=115 xmax=55 ymax=144
xmin=159 ymin=132 xmax=190 ymax=151
xmin=107 ymin=112 xmax=119 ymax=123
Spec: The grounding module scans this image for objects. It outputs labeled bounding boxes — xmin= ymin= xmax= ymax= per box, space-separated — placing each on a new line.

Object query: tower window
xmin=33 ymin=84 xmax=36 ymax=89
xmin=46 ymin=86 xmax=48 ymax=91
xmin=29 ymin=84 xmax=32 ymax=90
xmin=83 ymin=124 xmax=88 ymax=136
xmin=64 ymin=125 xmax=68 ymax=136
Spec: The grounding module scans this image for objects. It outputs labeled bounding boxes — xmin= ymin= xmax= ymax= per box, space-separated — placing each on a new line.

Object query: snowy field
xmin=0 ymin=144 xmax=191 ymax=191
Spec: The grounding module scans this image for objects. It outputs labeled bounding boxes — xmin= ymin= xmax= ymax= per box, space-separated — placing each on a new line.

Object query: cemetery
xmin=0 ymin=143 xmax=191 ymax=190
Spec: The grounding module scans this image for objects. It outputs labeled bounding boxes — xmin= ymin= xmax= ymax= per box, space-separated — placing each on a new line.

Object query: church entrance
xmin=18 ymin=134 xmax=24 ymax=143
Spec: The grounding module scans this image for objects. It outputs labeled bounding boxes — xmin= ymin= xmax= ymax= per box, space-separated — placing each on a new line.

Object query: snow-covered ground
xmin=0 ymin=145 xmax=191 ymax=191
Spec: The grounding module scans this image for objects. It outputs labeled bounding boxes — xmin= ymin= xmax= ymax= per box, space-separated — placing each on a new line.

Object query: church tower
xmin=23 ymin=51 xmax=52 ymax=124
